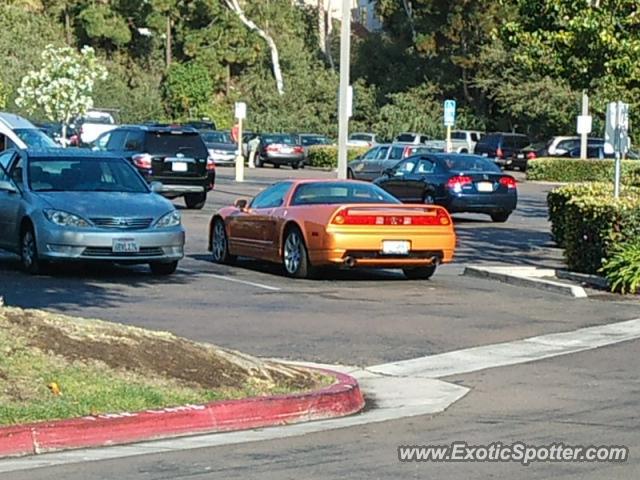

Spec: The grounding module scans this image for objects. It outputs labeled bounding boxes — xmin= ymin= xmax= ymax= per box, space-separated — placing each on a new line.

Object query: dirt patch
xmin=2 ymin=307 xmax=320 ymax=392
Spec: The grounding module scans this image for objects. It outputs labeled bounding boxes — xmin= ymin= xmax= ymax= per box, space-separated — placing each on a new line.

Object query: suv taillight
xmin=132 ymin=153 xmax=152 ymax=170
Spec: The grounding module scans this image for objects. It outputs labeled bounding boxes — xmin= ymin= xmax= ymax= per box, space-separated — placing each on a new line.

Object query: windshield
xmin=14 ymin=128 xmax=59 ymax=148
xmin=349 ymin=134 xmax=373 ymax=142
xmin=145 ymin=132 xmax=208 ymax=158
xmin=29 ymin=157 xmax=149 ymax=193
xmin=261 ymin=134 xmax=297 ymax=145
xmin=396 ymin=134 xmax=418 ymax=142
xmin=202 ymin=131 xmax=232 ymax=144
xmin=442 ymin=156 xmax=501 ymax=173
xmin=291 ymin=182 xmax=401 ymax=206
xmin=301 ymin=136 xmax=329 ymax=146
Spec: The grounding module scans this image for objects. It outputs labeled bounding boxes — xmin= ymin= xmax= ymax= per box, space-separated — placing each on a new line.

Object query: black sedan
xmin=374 ymin=154 xmax=517 ymax=222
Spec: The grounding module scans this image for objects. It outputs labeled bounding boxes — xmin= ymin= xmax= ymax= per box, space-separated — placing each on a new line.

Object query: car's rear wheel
xmin=282 ymin=227 xmax=313 ymax=279
xmin=490 ymin=211 xmax=511 ymax=223
xmin=403 ymin=265 xmax=437 ymax=280
xmin=347 ymin=168 xmax=354 ymax=179
xmin=273 ymin=163 xmax=280 ymax=169
xmin=423 ymin=193 xmax=435 ymax=204
xmin=20 ymin=225 xmax=44 ymax=275
xmin=150 ymin=261 xmax=178 ymax=275
xmin=184 ymin=192 xmax=206 ymax=209
xmin=211 ymin=218 xmax=236 ymax=265
xmin=255 ymin=156 xmax=264 ymax=168
xmin=291 ymin=162 xmax=299 ymax=170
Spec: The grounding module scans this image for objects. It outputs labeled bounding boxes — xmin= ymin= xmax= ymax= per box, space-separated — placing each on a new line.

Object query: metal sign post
xmin=444 ymin=100 xmax=456 ymax=153
xmin=577 ymin=92 xmax=591 ymax=160
xmin=336 ymin=0 xmax=352 ymax=180
xmin=605 ymin=101 xmax=630 ymax=198
xmin=234 ymin=102 xmax=247 ymax=182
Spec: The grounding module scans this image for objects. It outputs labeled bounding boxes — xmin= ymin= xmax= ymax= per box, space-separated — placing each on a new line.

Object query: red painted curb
xmin=0 ymin=368 xmax=364 ymax=457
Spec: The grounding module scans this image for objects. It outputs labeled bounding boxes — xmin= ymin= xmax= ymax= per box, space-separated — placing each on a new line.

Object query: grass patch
xmin=0 ymin=307 xmax=330 ymax=426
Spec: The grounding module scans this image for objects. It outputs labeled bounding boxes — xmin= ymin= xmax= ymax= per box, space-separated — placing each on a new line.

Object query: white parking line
xmin=179 ymin=269 xmax=282 ymax=292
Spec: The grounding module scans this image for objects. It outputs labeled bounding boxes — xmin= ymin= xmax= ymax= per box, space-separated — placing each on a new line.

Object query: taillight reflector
xmin=499 ymin=176 xmax=517 ymax=189
xmin=132 ymin=153 xmax=152 ymax=170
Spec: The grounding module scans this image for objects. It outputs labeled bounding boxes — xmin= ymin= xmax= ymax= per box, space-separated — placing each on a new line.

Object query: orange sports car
xmin=208 ymin=179 xmax=456 ymax=279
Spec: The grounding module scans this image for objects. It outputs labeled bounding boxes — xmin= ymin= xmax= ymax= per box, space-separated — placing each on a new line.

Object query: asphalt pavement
xmin=0 ymin=166 xmax=638 ymax=479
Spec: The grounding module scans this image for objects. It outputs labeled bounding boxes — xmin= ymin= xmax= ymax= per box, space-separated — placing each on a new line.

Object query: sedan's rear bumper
xmin=444 ymin=193 xmax=517 ymax=214
xmin=37 ymin=227 xmax=185 ymax=263
xmin=263 ymin=153 xmax=305 ymax=165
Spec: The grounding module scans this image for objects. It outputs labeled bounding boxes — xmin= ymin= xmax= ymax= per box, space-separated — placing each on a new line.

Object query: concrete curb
xmin=0 ymin=368 xmax=364 ymax=458
xmin=556 ymin=270 xmax=609 ymax=290
xmin=464 ymin=266 xmax=588 ymax=298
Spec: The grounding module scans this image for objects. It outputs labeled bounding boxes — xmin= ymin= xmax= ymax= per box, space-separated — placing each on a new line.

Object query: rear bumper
xmin=145 ymin=171 xmax=215 ymax=196
xmin=444 ymin=193 xmax=517 ymax=214
xmin=308 ymin=227 xmax=455 ymax=268
xmin=263 ymin=153 xmax=305 ymax=165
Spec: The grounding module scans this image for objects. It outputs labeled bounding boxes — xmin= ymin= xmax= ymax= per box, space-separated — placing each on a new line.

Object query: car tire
xmin=184 ymin=192 xmax=206 ymax=209
xmin=282 ymin=227 xmax=313 ymax=279
xmin=347 ymin=168 xmax=355 ymax=179
xmin=490 ymin=211 xmax=511 ymax=223
xmin=403 ymin=265 xmax=437 ymax=280
xmin=211 ymin=218 xmax=236 ymax=265
xmin=20 ymin=224 xmax=44 ymax=275
xmin=273 ymin=163 xmax=280 ymax=169
xmin=150 ymin=261 xmax=178 ymax=275
xmin=423 ymin=193 xmax=435 ymax=204
xmin=255 ymin=156 xmax=263 ymax=168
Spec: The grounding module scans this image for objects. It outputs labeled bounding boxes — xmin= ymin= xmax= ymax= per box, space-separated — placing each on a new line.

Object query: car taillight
xmin=132 ymin=153 xmax=152 ymax=170
xmin=294 ymin=146 xmax=304 ymax=154
xmin=331 ymin=208 xmax=450 ymax=226
xmin=496 ymin=147 xmax=504 ymax=158
xmin=207 ymin=157 xmax=216 ymax=171
xmin=446 ymin=175 xmax=473 ymax=192
xmin=266 ymin=145 xmax=279 ymax=152
xmin=526 ymin=151 xmax=537 ymax=160
xmin=403 ymin=147 xmax=412 ymax=157
xmin=499 ymin=176 xmax=517 ymax=189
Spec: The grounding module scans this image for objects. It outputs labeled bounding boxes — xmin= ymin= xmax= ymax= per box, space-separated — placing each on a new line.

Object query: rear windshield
xmin=395 ymin=134 xmax=417 ymax=142
xmin=291 ymin=182 xmax=400 ymax=206
xmin=145 ymin=132 xmax=208 ymax=158
xmin=261 ymin=134 xmax=297 ymax=145
xmin=451 ymin=132 xmax=466 ymax=140
xmin=201 ymin=131 xmax=232 ymax=144
xmin=14 ymin=128 xmax=59 ymax=149
xmin=300 ymin=136 xmax=329 ymax=146
xmin=441 ymin=156 xmax=501 ymax=173
xmin=477 ymin=134 xmax=501 ymax=147
xmin=350 ymin=134 xmax=373 ymax=142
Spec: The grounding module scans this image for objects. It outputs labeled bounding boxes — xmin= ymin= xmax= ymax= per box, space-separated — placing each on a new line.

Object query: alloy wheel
xmin=284 ymin=231 xmax=302 ymax=274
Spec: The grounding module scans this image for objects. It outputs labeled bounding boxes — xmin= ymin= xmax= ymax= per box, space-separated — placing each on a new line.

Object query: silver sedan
xmin=0 ymin=148 xmax=185 ymax=275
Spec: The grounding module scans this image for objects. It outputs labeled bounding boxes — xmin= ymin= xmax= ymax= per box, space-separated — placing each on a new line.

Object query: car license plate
xmin=517 ymin=153 xmax=525 ymax=159
xmin=477 ymin=182 xmax=494 ymax=192
xmin=281 ymin=147 xmax=293 ymax=154
xmin=382 ymin=240 xmax=410 ymax=255
xmin=112 ymin=238 xmax=139 ymax=253
xmin=172 ymin=161 xmax=188 ymax=172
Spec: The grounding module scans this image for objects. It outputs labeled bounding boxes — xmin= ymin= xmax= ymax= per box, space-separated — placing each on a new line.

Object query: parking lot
xmin=1 ymin=167 xmax=639 ymax=479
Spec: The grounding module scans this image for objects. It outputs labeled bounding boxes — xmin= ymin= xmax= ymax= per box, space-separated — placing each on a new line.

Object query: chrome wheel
xmin=283 ymin=231 xmax=302 ymax=274
xmin=212 ymin=221 xmax=227 ymax=262
xmin=21 ymin=230 xmax=36 ymax=270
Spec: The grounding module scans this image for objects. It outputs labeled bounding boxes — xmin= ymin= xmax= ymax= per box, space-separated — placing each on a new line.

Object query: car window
xmin=478 ymin=134 xmax=500 ymax=148
xmin=389 ymin=146 xmax=404 ymax=160
xmin=0 ymin=151 xmax=15 ymax=170
xmin=291 ymin=182 xmax=400 ymax=205
xmin=0 ymin=163 xmax=10 ymax=183
xmin=414 ymin=158 xmax=436 ymax=174
xmin=515 ymin=136 xmax=530 ymax=148
xmin=470 ymin=133 xmax=480 ymax=142
xmin=145 ymin=132 xmax=209 ymax=158
xmin=375 ymin=146 xmax=390 ymax=160
xmin=10 ymin=158 xmax=23 ymax=186
xmin=395 ymin=134 xmax=416 ymax=143
xmin=392 ymin=159 xmax=417 ymax=176
xmin=251 ymin=182 xmax=292 ymax=209
xmin=13 ymin=128 xmax=58 ymax=149
xmin=106 ymin=130 xmax=127 ymax=150
xmin=442 ymin=156 xmax=501 ymax=173
xmin=94 ymin=132 xmax=111 ymax=151
xmin=260 ymin=135 xmax=297 ymax=146
xmin=362 ymin=147 xmax=379 ymax=161
xmin=124 ymin=131 xmax=145 ymax=151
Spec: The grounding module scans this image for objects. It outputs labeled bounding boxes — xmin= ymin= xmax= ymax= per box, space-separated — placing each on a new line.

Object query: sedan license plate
xmin=477 ymin=182 xmax=494 ymax=192
xmin=112 ymin=238 xmax=139 ymax=253
xmin=172 ymin=161 xmax=188 ymax=172
xmin=382 ymin=240 xmax=410 ymax=255
xmin=281 ymin=147 xmax=293 ymax=154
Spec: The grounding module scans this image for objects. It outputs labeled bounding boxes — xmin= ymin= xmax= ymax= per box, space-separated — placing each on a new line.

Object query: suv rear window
xmin=395 ymin=134 xmax=417 ymax=143
xmin=477 ymin=134 xmax=500 ymax=148
xmin=145 ymin=132 xmax=208 ymax=158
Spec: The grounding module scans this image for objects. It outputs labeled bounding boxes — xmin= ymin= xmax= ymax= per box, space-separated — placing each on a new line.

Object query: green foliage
xmin=601 ymin=241 xmax=640 ymax=295
xmin=163 ymin=61 xmax=213 ymax=119
xmin=78 ymin=4 xmax=131 ymax=48
xmin=306 ymin=146 xmax=369 ymax=169
xmin=528 ymin=158 xmax=640 ymax=184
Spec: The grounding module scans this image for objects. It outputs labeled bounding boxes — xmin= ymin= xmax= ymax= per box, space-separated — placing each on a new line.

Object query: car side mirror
xmin=150 ymin=182 xmax=164 ymax=194
xmin=0 ymin=180 xmax=17 ymax=193
xmin=234 ymin=198 xmax=248 ymax=210
xmin=383 ymin=168 xmax=394 ymax=176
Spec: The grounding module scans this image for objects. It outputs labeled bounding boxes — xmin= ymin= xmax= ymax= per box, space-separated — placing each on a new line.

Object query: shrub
xmin=528 ymin=158 xmax=640 ymax=185
xmin=601 ymin=242 xmax=640 ymax=294
xmin=306 ymin=145 xmax=368 ymax=169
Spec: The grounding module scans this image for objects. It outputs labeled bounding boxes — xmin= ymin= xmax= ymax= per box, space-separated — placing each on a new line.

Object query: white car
xmin=77 ymin=110 xmax=118 ymax=145
xmin=450 ymin=130 xmax=485 ymax=153
xmin=0 ymin=112 xmax=59 ymax=152
xmin=347 ymin=132 xmax=378 ymax=148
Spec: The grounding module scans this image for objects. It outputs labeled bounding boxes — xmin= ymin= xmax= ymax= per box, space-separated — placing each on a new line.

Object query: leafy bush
xmin=528 ymin=158 xmax=640 ymax=184
xmin=601 ymin=242 xmax=640 ymax=294
xmin=306 ymin=146 xmax=368 ymax=168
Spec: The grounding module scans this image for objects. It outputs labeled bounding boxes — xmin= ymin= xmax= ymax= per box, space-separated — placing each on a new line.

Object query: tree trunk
xmin=165 ymin=16 xmax=172 ymax=68
xmin=402 ymin=0 xmax=417 ymax=42
xmin=318 ymin=0 xmax=326 ymax=56
xmin=224 ymin=0 xmax=284 ymax=95
xmin=64 ymin=6 xmax=72 ymax=45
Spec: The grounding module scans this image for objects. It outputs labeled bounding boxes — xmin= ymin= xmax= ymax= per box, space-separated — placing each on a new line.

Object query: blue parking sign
xmin=444 ymin=100 xmax=456 ymax=126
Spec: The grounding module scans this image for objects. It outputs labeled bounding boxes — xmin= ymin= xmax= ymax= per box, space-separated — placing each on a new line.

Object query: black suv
xmin=474 ymin=133 xmax=532 ymax=170
xmin=93 ymin=125 xmax=215 ymax=209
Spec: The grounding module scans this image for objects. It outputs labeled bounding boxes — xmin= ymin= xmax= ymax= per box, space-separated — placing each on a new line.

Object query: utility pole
xmin=336 ymin=0 xmax=351 ymax=180
xmin=579 ymin=92 xmax=589 ymax=160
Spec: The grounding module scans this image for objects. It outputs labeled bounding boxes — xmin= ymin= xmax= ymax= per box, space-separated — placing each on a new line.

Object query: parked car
xmin=181 ymin=119 xmax=216 ymax=130
xmin=394 ymin=132 xmax=432 ymax=144
xmin=0 ymin=113 xmax=59 ymax=152
xmin=473 ymin=132 xmax=533 ymax=170
xmin=374 ymin=153 xmax=517 ymax=223
xmin=347 ymin=132 xmax=378 ymax=148
xmin=208 ymin=180 xmax=455 ymax=279
xmin=537 ymin=136 xmax=603 ymax=157
xmin=0 ymin=148 xmax=185 ymax=275
xmin=348 ymin=143 xmax=444 ymax=181
xmin=201 ymin=130 xmax=236 ymax=166
xmin=450 ymin=130 xmax=484 ymax=153
xmin=93 ymin=125 xmax=215 ymax=209
xmin=563 ymin=145 xmax=613 ymax=160
xmin=76 ymin=110 xmax=118 ymax=146
xmin=255 ymin=133 xmax=305 ymax=169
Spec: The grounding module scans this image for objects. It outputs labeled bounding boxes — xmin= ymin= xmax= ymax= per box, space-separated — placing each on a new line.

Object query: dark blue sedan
xmin=373 ymin=153 xmax=517 ymax=222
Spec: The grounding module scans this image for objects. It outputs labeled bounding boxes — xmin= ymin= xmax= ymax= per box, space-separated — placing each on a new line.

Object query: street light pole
xmin=336 ymin=0 xmax=351 ymax=180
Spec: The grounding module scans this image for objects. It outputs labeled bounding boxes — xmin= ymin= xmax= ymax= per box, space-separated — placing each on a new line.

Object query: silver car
xmin=0 ymin=149 xmax=185 ymax=275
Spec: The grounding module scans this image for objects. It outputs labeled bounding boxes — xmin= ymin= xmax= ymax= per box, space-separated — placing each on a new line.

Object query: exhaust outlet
xmin=344 ymin=256 xmax=356 ymax=268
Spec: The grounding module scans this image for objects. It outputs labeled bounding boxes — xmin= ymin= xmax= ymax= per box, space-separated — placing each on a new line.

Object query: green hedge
xmin=528 ymin=158 xmax=640 ymax=184
xmin=306 ymin=145 xmax=369 ymax=168
xmin=547 ymin=183 xmax=640 ymax=274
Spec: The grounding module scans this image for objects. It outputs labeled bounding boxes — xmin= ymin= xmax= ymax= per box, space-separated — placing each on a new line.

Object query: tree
xmin=16 ymin=44 xmax=108 ymax=142
xmin=163 ymin=61 xmax=214 ymax=119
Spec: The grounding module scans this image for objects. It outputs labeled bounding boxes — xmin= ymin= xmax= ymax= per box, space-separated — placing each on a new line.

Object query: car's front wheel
xmin=150 ymin=261 xmax=178 ymax=275
xmin=282 ymin=227 xmax=313 ymax=278
xmin=184 ymin=192 xmax=206 ymax=209
xmin=20 ymin=225 xmax=44 ymax=275
xmin=403 ymin=265 xmax=437 ymax=280
xmin=211 ymin=218 xmax=236 ymax=264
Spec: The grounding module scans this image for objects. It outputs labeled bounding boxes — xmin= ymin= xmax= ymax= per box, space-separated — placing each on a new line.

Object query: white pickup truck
xmin=77 ymin=110 xmax=118 ymax=145
xmin=450 ymin=130 xmax=484 ymax=153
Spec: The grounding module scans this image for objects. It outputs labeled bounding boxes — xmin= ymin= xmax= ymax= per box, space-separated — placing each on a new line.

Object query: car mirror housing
xmin=234 ymin=198 xmax=248 ymax=210
xmin=0 ymin=180 xmax=17 ymax=193
xmin=383 ymin=168 xmax=394 ymax=176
